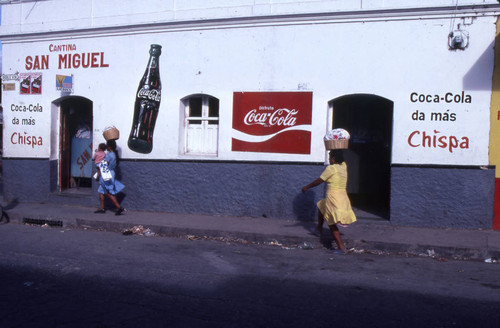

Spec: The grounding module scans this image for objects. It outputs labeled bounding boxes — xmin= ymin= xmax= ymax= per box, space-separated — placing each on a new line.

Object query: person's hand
xmin=301 ymin=186 xmax=308 ymax=193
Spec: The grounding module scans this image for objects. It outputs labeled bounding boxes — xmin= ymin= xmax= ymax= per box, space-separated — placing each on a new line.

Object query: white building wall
xmin=0 ymin=0 xmax=498 ymax=165
xmin=1 ymin=0 xmax=498 ymax=34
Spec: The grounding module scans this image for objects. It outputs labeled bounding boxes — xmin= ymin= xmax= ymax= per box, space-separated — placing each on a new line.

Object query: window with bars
xmin=182 ymin=94 xmax=219 ymax=155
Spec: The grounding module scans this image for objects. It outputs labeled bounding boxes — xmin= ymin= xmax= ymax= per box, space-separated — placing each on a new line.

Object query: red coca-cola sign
xmin=232 ymin=92 xmax=312 ymax=154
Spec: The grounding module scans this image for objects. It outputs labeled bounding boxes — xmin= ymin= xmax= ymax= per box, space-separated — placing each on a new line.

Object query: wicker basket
xmin=103 ymin=127 xmax=119 ymax=140
xmin=324 ymin=139 xmax=349 ymax=150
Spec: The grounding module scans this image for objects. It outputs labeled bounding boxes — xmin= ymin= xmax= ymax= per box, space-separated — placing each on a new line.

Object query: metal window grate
xmin=23 ymin=218 xmax=63 ymax=227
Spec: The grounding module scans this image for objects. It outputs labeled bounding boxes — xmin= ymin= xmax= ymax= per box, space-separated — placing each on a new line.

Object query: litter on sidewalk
xmin=122 ymin=225 xmax=155 ymax=237
xmin=299 ymin=241 xmax=314 ymax=250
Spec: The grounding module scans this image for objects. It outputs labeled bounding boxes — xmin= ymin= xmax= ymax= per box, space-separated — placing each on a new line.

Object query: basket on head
xmin=324 ymin=128 xmax=350 ymax=149
xmin=103 ymin=126 xmax=119 ymax=141
xmin=324 ymin=139 xmax=349 ymax=149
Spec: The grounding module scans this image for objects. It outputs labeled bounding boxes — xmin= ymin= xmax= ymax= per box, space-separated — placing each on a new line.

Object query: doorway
xmin=57 ymin=97 xmax=93 ymax=192
xmin=330 ymin=94 xmax=393 ymax=219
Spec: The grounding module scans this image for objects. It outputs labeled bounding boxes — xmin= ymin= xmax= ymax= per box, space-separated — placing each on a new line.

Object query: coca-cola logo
xmin=232 ymin=91 xmax=312 ymax=154
xmin=137 ymin=88 xmax=161 ymax=102
xmin=243 ymin=108 xmax=298 ymax=127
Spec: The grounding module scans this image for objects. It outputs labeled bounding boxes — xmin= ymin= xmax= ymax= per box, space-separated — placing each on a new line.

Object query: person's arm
xmin=302 ymin=178 xmax=324 ymax=193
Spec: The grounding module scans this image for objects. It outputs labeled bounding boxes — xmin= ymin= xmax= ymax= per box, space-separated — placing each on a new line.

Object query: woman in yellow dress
xmin=302 ymin=150 xmax=356 ymax=254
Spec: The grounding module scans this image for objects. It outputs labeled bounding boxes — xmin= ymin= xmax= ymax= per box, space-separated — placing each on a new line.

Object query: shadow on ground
xmin=0 ymin=264 xmax=499 ymax=328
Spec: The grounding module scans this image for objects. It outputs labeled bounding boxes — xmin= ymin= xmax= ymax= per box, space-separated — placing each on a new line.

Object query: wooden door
xmin=59 ymin=108 xmax=71 ymax=191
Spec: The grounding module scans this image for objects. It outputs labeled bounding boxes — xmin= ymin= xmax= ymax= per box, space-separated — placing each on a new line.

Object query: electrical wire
xmin=449 ymin=0 xmax=460 ymax=33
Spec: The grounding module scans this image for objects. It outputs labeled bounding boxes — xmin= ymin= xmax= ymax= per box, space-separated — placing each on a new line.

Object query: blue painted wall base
xmin=2 ymin=159 xmax=496 ymax=229
xmin=117 ymin=160 xmax=325 ymax=221
xmin=390 ymin=165 xmax=495 ymax=229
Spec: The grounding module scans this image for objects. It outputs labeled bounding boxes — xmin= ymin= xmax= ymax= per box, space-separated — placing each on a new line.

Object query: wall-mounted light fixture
xmin=448 ymin=24 xmax=469 ymax=50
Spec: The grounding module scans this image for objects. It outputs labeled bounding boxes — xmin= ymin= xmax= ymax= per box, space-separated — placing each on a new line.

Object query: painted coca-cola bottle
xmin=128 ymin=44 xmax=162 ymax=154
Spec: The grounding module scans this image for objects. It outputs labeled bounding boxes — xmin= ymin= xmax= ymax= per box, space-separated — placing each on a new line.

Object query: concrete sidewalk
xmin=2 ymin=201 xmax=500 ymax=261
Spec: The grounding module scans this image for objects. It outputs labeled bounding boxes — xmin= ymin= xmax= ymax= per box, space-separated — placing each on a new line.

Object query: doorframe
xmin=51 ymin=96 xmax=93 ymax=192
xmin=328 ymin=93 xmax=394 ymax=218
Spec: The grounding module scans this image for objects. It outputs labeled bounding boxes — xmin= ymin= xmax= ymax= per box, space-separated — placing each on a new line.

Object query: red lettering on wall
xmin=58 ymin=52 xmax=109 ymax=69
xmin=100 ymin=52 xmax=109 ymax=67
xmin=407 ymin=130 xmax=469 ymax=153
xmin=25 ymin=55 xmax=49 ymax=70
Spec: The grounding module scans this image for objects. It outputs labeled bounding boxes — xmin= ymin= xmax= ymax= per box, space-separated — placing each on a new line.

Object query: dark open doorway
xmin=330 ymin=94 xmax=393 ymax=219
xmin=58 ymin=97 xmax=93 ymax=191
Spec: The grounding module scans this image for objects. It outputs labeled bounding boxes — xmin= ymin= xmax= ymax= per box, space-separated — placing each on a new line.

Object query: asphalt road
xmin=0 ymin=223 xmax=499 ymax=328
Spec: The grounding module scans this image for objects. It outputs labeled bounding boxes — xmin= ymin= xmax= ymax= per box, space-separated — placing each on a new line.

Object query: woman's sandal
xmin=115 ymin=207 xmax=125 ymax=216
xmin=94 ymin=208 xmax=106 ymax=214
xmin=332 ymin=249 xmax=347 ymax=255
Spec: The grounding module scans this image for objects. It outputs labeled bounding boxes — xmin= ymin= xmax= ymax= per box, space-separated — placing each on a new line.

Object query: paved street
xmin=0 ymin=223 xmax=499 ymax=328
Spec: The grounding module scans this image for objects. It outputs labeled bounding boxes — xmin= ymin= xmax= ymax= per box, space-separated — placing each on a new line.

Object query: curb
xmin=5 ymin=207 xmax=500 ymax=262
xmin=348 ymin=239 xmax=500 ymax=262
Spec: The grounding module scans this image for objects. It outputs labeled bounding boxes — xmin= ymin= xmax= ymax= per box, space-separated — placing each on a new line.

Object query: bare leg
xmin=94 ymin=194 xmax=107 ymax=213
xmin=316 ymin=210 xmax=324 ymax=233
xmin=106 ymin=194 xmax=122 ymax=210
xmin=99 ymin=194 xmax=105 ymax=210
xmin=329 ymin=224 xmax=345 ymax=250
